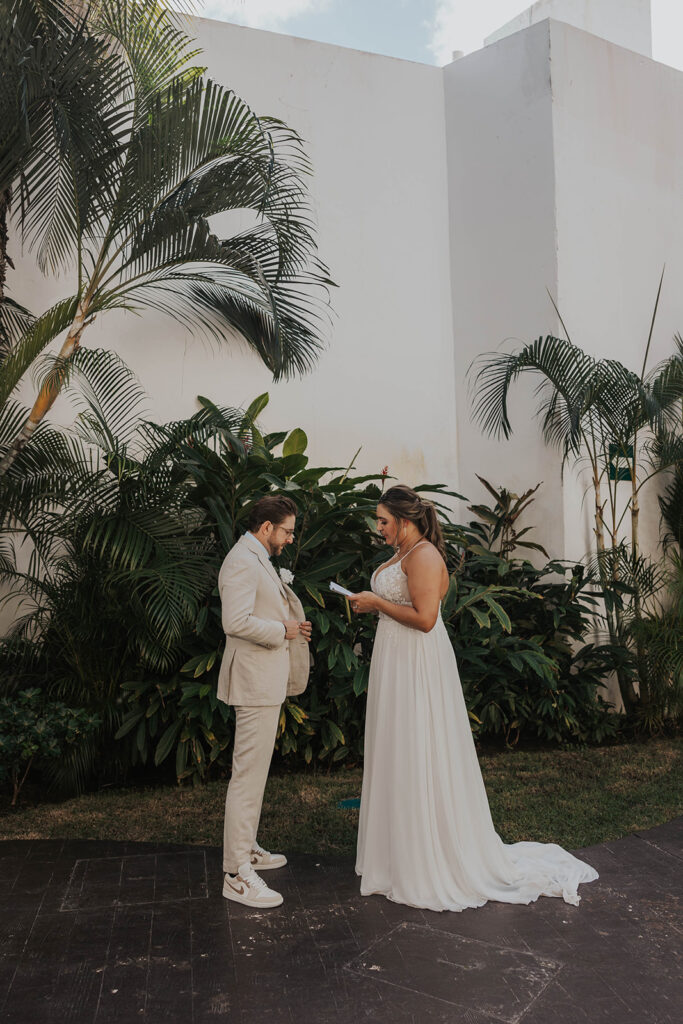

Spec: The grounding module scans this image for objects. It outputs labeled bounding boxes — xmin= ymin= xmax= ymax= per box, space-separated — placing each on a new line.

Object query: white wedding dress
xmin=355 ymin=547 xmax=599 ymax=912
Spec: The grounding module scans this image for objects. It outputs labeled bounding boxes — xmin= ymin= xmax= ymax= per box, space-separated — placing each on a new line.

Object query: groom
xmin=218 ymin=495 xmax=311 ymax=908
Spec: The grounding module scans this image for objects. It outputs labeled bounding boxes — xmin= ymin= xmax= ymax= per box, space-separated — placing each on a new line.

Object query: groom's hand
xmin=283 ymin=620 xmax=300 ymax=639
xmin=299 ymin=620 xmax=312 ymax=642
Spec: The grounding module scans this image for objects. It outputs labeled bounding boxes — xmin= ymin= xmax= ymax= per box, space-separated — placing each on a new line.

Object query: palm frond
xmin=2 ymin=0 xmax=131 ymax=270
xmin=91 ymin=0 xmax=203 ymax=117
xmin=643 ymin=335 xmax=683 ymax=432
xmin=659 ymin=460 xmax=683 ymax=549
xmin=0 ymin=297 xmax=35 ymax=357
xmin=0 ymin=295 xmax=78 ymax=407
xmin=110 ymin=76 xmax=267 ymax=242
xmin=65 ymin=347 xmax=148 ymax=449
xmin=470 ymin=335 xmax=597 ymax=449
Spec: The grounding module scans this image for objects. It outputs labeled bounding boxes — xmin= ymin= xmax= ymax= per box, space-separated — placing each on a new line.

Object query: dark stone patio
xmin=0 ymin=819 xmax=681 ymax=1023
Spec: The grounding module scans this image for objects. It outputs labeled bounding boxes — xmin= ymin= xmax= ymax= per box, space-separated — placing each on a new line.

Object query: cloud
xmin=428 ymin=0 xmax=464 ymax=65
xmin=428 ymin=1 xmax=529 ymax=65
xmin=200 ymin=0 xmax=331 ymax=29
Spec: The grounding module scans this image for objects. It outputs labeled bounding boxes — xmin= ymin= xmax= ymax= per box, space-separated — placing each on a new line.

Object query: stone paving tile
xmin=0 ymin=820 xmax=680 ymax=1023
xmin=346 ymin=921 xmax=563 ymax=1022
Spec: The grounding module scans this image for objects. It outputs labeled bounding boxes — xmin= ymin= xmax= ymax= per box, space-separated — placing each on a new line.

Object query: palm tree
xmin=469 ymin=293 xmax=683 ymax=713
xmin=0 ymin=0 xmax=331 ymax=476
xmin=0 ymin=345 xmax=241 ymax=790
xmin=0 ymin=0 xmax=127 ymax=350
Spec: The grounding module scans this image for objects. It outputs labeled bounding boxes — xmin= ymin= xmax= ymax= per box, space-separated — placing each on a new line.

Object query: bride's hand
xmin=350 ymin=591 xmax=378 ymax=614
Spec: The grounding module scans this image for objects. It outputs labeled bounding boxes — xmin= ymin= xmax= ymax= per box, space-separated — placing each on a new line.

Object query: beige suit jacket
xmin=217 ymin=533 xmax=310 ymax=707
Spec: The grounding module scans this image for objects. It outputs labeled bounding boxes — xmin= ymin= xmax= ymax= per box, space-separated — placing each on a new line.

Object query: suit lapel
xmin=283 ymin=582 xmax=304 ymax=620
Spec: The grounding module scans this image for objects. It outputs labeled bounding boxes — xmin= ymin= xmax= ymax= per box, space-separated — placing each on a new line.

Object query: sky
xmin=196 ymin=0 xmax=683 ymax=70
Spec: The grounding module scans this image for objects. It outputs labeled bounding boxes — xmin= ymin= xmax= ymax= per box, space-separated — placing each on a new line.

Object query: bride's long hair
xmin=379 ymin=485 xmax=447 ymax=560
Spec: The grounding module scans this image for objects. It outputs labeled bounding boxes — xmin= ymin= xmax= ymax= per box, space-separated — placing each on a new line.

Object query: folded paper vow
xmin=329 ymin=581 xmax=354 ymax=598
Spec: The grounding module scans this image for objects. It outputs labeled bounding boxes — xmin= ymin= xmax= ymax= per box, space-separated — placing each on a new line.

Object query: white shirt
xmin=248 ymin=532 xmax=272 ymax=560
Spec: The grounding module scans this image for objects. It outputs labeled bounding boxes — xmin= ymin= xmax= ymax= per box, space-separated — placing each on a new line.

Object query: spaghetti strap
xmin=398 ymin=539 xmax=430 ymax=563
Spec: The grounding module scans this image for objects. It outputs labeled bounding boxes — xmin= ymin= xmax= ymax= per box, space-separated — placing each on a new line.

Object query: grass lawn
xmin=1 ymin=738 xmax=681 ymax=856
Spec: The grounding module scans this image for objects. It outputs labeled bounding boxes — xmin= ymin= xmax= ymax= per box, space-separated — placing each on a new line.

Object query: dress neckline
xmin=372 ymin=539 xmax=430 ymax=585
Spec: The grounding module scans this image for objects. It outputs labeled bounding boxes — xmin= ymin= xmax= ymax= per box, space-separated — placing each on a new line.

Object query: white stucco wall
xmin=485 ymin=0 xmax=652 ymax=58
xmin=550 ymin=19 xmax=683 ymax=561
xmin=11 ymin=18 xmax=459 ymax=493
xmin=443 ymin=22 xmax=565 ymax=547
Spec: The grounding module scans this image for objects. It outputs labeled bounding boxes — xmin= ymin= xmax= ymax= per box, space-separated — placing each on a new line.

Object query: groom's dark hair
xmin=248 ymin=495 xmax=298 ymax=532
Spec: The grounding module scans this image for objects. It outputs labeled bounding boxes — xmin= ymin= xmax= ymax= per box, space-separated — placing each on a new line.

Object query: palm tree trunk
xmin=0 ymin=187 xmax=11 ymax=308
xmin=630 ymin=437 xmax=640 ymax=559
xmin=592 ymin=461 xmax=607 ymax=554
xmin=593 ymin=460 xmax=639 ymax=710
xmin=630 ymin=452 xmax=651 ymax=706
xmin=0 ymin=300 xmax=90 ymax=477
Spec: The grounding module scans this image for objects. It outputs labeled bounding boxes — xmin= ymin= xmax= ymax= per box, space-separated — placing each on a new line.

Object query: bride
xmin=348 ymin=484 xmax=598 ymax=913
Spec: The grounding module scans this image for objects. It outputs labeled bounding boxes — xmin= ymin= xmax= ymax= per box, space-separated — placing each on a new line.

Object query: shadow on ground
xmin=0 ymin=819 xmax=681 ymax=1023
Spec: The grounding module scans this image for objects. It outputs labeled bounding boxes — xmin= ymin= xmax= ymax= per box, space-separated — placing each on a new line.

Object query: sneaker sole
xmin=251 ymin=857 xmax=287 ymax=871
xmin=222 ymin=884 xmax=283 ymax=908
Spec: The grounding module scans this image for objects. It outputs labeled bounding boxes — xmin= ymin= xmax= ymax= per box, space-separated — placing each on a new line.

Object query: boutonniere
xmin=279 ymin=567 xmax=294 ymax=585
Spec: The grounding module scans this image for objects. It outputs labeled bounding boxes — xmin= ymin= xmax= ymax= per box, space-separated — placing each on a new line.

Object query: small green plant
xmin=466 ymin=476 xmax=549 ymax=559
xmin=0 ymin=689 xmax=100 ymax=805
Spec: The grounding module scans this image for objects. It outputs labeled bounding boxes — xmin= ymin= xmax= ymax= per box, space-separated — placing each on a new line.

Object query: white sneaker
xmin=222 ymin=863 xmax=283 ymax=908
xmin=250 ymin=840 xmax=287 ymax=871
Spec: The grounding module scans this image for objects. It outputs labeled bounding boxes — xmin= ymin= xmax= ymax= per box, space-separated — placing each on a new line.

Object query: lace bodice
xmin=370 ymin=542 xmax=442 ymax=633
xmin=370 ymin=542 xmax=431 ymax=625
xmin=371 ymin=561 xmax=412 ymax=612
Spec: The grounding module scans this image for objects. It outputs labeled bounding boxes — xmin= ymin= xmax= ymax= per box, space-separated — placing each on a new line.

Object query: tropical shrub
xmin=0 ymin=350 xmax=225 ymax=790
xmin=117 ymin=430 xmax=619 ymax=782
xmin=0 ymin=365 xmax=619 ymax=791
xmin=441 ymin=480 xmax=621 ymax=745
xmin=470 ymin=301 xmax=683 ymax=717
xmin=0 ymin=687 xmax=100 ymax=804
xmin=115 ymin=403 xmax=396 ymax=781
xmin=625 ymin=464 xmax=683 ymax=732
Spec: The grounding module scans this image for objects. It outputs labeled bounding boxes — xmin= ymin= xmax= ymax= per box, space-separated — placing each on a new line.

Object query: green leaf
xmin=327 ymin=720 xmax=345 ymax=745
xmin=317 ymin=610 xmax=330 ymax=635
xmin=283 ymin=428 xmax=308 ymax=457
xmin=194 ymin=655 xmax=210 ymax=678
xmin=483 ymin=596 xmax=512 ymax=634
xmin=243 ymin=393 xmax=270 ymax=422
xmin=155 ymin=720 xmax=183 ymax=765
xmin=114 ymin=711 xmax=144 ymax=740
xmin=353 ymin=666 xmax=369 ymax=696
xmin=305 ymin=583 xmax=325 ymax=607
xmin=470 ymin=606 xmax=491 ymax=630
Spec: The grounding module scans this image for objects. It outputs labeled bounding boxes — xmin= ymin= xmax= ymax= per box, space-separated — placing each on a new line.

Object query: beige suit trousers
xmin=223 ymin=704 xmax=281 ymax=874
